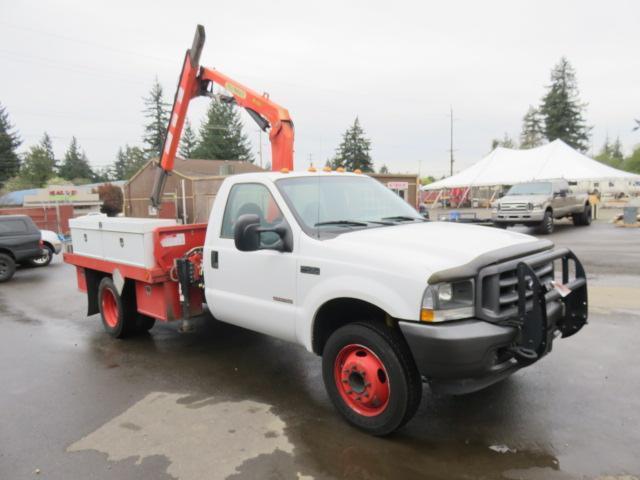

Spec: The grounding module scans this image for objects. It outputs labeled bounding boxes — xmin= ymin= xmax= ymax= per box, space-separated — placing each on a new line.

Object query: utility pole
xmin=256 ymin=129 xmax=263 ymax=168
xmin=449 ymin=106 xmax=455 ymax=176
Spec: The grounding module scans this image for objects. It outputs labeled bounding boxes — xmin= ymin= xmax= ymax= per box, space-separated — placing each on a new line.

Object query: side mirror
xmin=233 ymin=214 xmax=292 ymax=252
xmin=234 ymin=214 xmax=261 ymax=251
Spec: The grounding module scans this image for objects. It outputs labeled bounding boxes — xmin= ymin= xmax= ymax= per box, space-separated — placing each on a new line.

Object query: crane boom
xmin=150 ymin=25 xmax=295 ymax=209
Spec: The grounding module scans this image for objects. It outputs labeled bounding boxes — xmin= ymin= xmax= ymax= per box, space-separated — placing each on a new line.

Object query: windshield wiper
xmin=314 ymin=220 xmax=368 ymax=227
xmin=381 ymin=216 xmax=425 ymax=222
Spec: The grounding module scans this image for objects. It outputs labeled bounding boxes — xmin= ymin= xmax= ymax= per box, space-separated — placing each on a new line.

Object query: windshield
xmin=276 ymin=175 xmax=422 ymax=234
xmin=506 ymin=182 xmax=552 ymax=196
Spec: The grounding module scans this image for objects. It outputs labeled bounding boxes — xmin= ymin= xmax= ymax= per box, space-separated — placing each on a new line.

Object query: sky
xmin=1 ymin=0 xmax=639 ymax=178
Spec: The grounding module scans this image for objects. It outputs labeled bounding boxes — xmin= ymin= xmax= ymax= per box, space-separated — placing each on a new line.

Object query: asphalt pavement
xmin=1 ymin=221 xmax=639 ymax=480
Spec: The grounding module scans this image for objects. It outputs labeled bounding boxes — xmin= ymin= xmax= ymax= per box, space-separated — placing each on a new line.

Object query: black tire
xmin=493 ymin=222 xmax=508 ymax=229
xmin=538 ymin=210 xmax=554 ymax=234
xmin=0 ymin=253 xmax=16 ymax=282
xmin=322 ymin=322 xmax=422 ymax=436
xmin=28 ymin=245 xmax=53 ymax=267
xmin=572 ymin=204 xmax=592 ymax=226
xmin=98 ymin=277 xmax=137 ymax=338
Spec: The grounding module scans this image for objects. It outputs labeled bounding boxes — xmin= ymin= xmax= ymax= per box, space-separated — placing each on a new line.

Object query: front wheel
xmin=538 ymin=210 xmax=554 ymax=234
xmin=322 ymin=322 xmax=422 ymax=436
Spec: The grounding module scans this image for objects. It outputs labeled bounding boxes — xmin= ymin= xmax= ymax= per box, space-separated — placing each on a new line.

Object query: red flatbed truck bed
xmin=64 ymin=222 xmax=207 ymax=328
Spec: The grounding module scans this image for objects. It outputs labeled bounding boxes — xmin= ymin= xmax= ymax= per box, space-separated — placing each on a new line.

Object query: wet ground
xmin=1 ymin=221 xmax=639 ymax=479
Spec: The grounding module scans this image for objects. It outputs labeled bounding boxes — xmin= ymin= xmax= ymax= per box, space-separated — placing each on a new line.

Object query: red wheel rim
xmin=334 ymin=344 xmax=390 ymax=417
xmin=101 ymin=288 xmax=119 ymax=328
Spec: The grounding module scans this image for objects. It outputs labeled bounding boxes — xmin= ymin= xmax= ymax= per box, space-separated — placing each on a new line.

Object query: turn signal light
xmin=420 ymin=308 xmax=435 ymax=322
xmin=280 ymin=168 xmax=290 ymax=174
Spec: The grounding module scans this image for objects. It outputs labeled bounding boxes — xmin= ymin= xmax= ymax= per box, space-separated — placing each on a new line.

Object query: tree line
xmin=0 ymin=77 xmax=379 ymax=193
xmin=491 ymin=57 xmax=640 ymax=174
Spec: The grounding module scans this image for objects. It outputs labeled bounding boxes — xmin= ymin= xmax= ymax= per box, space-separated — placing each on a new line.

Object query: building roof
xmin=169 ymin=158 xmax=264 ymax=179
xmin=424 ymin=139 xmax=640 ymax=190
xmin=0 ymin=189 xmax=39 ymax=206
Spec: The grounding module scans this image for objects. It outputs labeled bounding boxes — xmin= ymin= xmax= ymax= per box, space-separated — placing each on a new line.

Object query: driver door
xmin=205 ymin=182 xmax=297 ymax=342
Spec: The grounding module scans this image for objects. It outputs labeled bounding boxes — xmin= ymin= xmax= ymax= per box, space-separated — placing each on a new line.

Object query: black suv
xmin=0 ymin=215 xmax=44 ymax=282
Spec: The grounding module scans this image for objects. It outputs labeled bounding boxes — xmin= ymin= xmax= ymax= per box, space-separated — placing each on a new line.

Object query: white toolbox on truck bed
xmin=69 ymin=215 xmax=177 ymax=269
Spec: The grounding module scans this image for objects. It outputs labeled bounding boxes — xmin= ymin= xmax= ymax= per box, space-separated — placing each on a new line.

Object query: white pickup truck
xmin=66 ymin=171 xmax=588 ymax=435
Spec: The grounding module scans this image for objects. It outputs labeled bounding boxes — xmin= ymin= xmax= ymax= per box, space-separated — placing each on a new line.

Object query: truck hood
xmin=325 ymin=222 xmax=551 ymax=282
xmin=499 ymin=194 xmax=549 ymax=204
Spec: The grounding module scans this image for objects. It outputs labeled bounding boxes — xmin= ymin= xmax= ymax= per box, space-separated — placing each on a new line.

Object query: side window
xmin=221 ymin=184 xmax=284 ymax=241
xmin=0 ymin=220 xmax=28 ymax=235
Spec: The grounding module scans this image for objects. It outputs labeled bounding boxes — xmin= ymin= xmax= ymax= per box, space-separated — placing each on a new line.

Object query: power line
xmin=0 ymin=21 xmax=175 ymax=64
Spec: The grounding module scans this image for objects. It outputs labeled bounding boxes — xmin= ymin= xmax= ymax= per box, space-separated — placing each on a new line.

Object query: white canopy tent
xmin=423 ymin=140 xmax=640 ymax=191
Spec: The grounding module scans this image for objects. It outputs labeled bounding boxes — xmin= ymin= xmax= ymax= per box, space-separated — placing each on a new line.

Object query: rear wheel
xmin=538 ymin=210 xmax=554 ymax=234
xmin=0 ymin=253 xmax=16 ymax=282
xmin=28 ymin=245 xmax=53 ymax=267
xmin=98 ymin=278 xmax=137 ymax=338
xmin=322 ymin=322 xmax=422 ymax=436
xmin=572 ymin=204 xmax=592 ymax=226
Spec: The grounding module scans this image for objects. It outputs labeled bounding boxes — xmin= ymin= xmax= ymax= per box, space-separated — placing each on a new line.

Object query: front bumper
xmin=400 ymin=248 xmax=588 ymax=394
xmin=492 ymin=209 xmax=545 ymax=223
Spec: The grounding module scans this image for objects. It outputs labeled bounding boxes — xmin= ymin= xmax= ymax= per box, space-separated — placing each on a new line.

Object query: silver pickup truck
xmin=492 ymin=180 xmax=592 ymax=234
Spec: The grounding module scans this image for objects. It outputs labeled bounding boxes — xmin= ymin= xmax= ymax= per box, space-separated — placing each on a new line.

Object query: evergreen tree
xmin=634 ymin=119 xmax=639 ymax=132
xmin=20 ymin=148 xmax=54 ymax=188
xmin=624 ymin=146 xmax=640 ymax=173
xmin=0 ymin=102 xmax=22 ymax=184
xmin=539 ymin=57 xmax=591 ymax=151
xmin=193 ymin=100 xmax=253 ymax=161
xmin=91 ymin=166 xmax=113 ymax=183
xmin=179 ymin=119 xmax=198 ymax=158
xmin=59 ymin=137 xmax=93 ymax=181
xmin=112 ymin=145 xmax=146 ymax=180
xmin=142 ymin=78 xmax=170 ymax=159
xmin=596 ymin=136 xmax=624 ymax=169
xmin=331 ymin=117 xmax=373 ymax=172
xmin=520 ymin=106 xmax=545 ymax=149
xmin=379 ymin=164 xmax=389 ymax=173
xmin=491 ymin=133 xmax=517 ymax=150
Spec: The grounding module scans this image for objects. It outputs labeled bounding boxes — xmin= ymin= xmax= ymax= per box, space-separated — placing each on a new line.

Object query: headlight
xmin=420 ymin=280 xmax=474 ymax=322
xmin=532 ymin=203 xmax=543 ymax=209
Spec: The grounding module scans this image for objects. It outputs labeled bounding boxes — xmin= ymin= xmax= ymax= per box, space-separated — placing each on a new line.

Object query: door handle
xmin=211 ymin=251 xmax=219 ymax=269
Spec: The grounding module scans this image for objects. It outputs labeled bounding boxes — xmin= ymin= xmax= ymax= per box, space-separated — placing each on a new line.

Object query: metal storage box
xmin=69 ymin=215 xmax=177 ymax=269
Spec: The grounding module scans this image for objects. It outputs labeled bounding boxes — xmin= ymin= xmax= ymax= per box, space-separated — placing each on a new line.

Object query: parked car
xmin=30 ymin=229 xmax=63 ymax=267
xmin=0 ymin=215 xmax=45 ymax=282
xmin=492 ymin=179 xmax=592 ymax=234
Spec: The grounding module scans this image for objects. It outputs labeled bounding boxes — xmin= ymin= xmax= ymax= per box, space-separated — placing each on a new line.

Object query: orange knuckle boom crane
xmin=150 ymin=24 xmax=295 ymax=208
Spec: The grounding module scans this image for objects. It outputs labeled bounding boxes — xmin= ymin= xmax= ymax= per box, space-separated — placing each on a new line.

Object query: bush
xmin=97 ymin=183 xmax=123 ymax=217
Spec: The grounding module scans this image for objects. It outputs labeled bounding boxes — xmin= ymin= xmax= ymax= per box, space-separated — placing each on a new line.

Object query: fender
xmin=297 ymin=273 xmax=422 ymax=351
